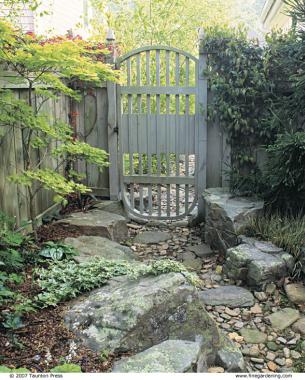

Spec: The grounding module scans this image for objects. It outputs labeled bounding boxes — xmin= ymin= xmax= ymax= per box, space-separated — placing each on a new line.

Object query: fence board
xmin=0 ymin=84 xmax=110 ymax=225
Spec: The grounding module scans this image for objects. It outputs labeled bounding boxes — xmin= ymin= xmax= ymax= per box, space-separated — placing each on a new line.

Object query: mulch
xmin=0 ymin=269 xmax=115 ymax=373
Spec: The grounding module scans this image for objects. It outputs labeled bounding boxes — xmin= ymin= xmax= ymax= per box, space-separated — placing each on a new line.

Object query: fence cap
xmin=106 ymin=29 xmax=116 ymax=42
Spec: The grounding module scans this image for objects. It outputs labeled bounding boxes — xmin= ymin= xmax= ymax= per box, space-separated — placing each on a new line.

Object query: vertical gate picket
xmin=165 ymin=50 xmax=171 ymax=217
xmin=175 ymin=52 xmax=180 ymax=216
xmin=126 ymin=58 xmax=135 ymax=209
xmin=156 ymin=49 xmax=162 ymax=217
xmin=185 ymin=57 xmax=190 ymax=214
xmin=146 ymin=50 xmax=153 ymax=216
xmin=136 ymin=53 xmax=144 ymax=214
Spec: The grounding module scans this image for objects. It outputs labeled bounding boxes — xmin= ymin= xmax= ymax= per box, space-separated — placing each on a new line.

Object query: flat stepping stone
xmin=240 ymin=328 xmax=267 ymax=344
xmin=134 ymin=231 xmax=171 ymax=244
xmin=187 ymin=244 xmax=214 ymax=258
xmin=267 ymin=308 xmax=300 ymax=330
xmin=284 ymin=283 xmax=305 ymax=305
xmin=112 ymin=340 xmax=201 ymax=373
xmin=56 ymin=210 xmax=128 ymax=243
xmin=199 ymin=286 xmax=254 ymax=307
xmin=93 ymin=200 xmax=127 ymax=218
xmin=179 ymin=251 xmax=202 ymax=271
xmin=64 ymin=236 xmax=136 ymax=263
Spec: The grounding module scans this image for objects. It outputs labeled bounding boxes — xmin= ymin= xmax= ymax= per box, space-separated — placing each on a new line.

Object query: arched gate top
xmin=117 ymin=45 xmax=198 ymax=65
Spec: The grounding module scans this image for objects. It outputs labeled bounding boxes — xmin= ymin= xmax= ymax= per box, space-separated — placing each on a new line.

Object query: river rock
xmin=223 ymin=242 xmax=294 ymax=289
xmin=284 ymin=283 xmax=305 ymax=305
xmin=202 ymin=188 xmax=264 ymax=254
xmin=56 ymin=210 xmax=128 ymax=242
xmin=199 ymin=286 xmax=254 ymax=308
xmin=267 ymin=308 xmax=300 ymax=331
xmin=112 ymin=340 xmax=203 ymax=373
xmin=64 ymin=236 xmax=136 ymax=263
xmin=134 ymin=231 xmax=171 ymax=244
xmin=64 ymin=273 xmax=221 ymax=364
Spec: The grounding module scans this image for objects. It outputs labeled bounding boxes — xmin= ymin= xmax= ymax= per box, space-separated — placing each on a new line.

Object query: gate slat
xmin=175 ymin=52 xmax=180 ymax=216
xmin=127 ymin=58 xmax=135 ymax=209
xmin=166 ymin=50 xmax=171 ymax=217
xmin=146 ymin=50 xmax=153 ymax=216
xmin=156 ymin=49 xmax=162 ymax=217
xmin=185 ymin=57 xmax=190 ymax=213
xmin=136 ymin=53 xmax=144 ymax=214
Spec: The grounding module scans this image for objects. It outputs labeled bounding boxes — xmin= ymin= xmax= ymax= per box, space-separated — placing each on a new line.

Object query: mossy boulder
xmin=65 ymin=273 xmax=222 ymax=369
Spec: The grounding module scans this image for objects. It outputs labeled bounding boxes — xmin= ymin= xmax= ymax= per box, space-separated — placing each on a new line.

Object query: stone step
xmin=199 ymin=285 xmax=255 ymax=308
xmin=64 ymin=236 xmax=136 ymax=263
xmin=112 ymin=340 xmax=202 ymax=373
xmin=55 ymin=209 xmax=128 ymax=243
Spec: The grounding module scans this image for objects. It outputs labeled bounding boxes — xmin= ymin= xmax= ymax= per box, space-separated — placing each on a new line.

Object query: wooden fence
xmin=0 ymin=78 xmax=115 ymax=225
xmin=0 ymin=57 xmax=231 ymax=225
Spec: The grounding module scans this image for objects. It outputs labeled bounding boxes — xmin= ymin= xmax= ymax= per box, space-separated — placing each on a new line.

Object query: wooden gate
xmin=116 ymin=45 xmax=207 ymax=221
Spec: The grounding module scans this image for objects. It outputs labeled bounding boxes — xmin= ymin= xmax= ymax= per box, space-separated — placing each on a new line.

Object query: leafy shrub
xmin=263 ymin=132 xmax=305 ymax=214
xmin=39 ymin=241 xmax=78 ymax=261
xmin=240 ymin=213 xmax=305 ymax=279
xmin=35 ymin=258 xmax=198 ymax=307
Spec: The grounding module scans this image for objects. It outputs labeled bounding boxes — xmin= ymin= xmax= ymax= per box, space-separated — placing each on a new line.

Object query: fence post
xmin=106 ymin=29 xmax=120 ymax=201
xmin=197 ymin=28 xmax=208 ymax=220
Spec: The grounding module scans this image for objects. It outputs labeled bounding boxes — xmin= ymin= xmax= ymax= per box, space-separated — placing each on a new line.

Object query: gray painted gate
xmin=116 ymin=44 xmax=207 ymax=221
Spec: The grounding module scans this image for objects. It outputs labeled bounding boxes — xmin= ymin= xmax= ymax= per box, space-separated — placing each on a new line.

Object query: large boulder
xmin=56 ymin=210 xmax=128 ymax=243
xmin=64 ymin=236 xmax=136 ymax=263
xmin=223 ymin=241 xmax=294 ymax=289
xmin=112 ymin=340 xmax=203 ymax=373
xmin=202 ymin=188 xmax=264 ymax=254
xmin=64 ymin=273 xmax=222 ymax=367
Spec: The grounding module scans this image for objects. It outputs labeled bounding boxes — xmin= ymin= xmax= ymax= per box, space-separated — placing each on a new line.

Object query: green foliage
xmin=0 ymin=20 xmax=117 ymax=232
xmin=50 ymin=364 xmax=82 ymax=373
xmin=39 ymin=241 xmax=78 ymax=261
xmin=91 ymin=0 xmax=238 ymax=54
xmin=0 ymin=212 xmax=26 ymax=271
xmin=240 ymin=213 xmax=305 ymax=279
xmin=263 ymin=132 xmax=305 ymax=214
xmin=202 ymin=27 xmax=268 ymax=195
xmin=35 ymin=258 xmax=198 ymax=307
xmin=0 ymin=366 xmax=30 ymax=373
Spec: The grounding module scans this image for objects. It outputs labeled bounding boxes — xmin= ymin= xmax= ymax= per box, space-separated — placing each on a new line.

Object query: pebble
xmin=277 ymin=337 xmax=287 ymax=344
xmin=250 ymin=304 xmax=263 ymax=314
xmin=225 ymin=307 xmax=240 ymax=317
xmin=275 ymin=358 xmax=286 ymax=367
xmin=267 ymin=361 xmax=278 ymax=372
xmin=234 ymin=321 xmax=244 ymax=329
xmin=208 ymin=367 xmax=225 ymax=373
xmin=250 ymin=357 xmax=264 ymax=364
xmin=291 ymin=350 xmax=301 ymax=359
xmin=283 ymin=348 xmax=290 ymax=359
xmin=286 ymin=359 xmax=293 ymax=368
xmin=249 ymin=346 xmax=260 ymax=357
xmin=254 ymin=292 xmax=268 ymax=302
xmin=266 ymin=352 xmax=276 ymax=361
